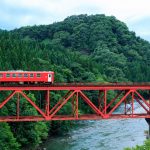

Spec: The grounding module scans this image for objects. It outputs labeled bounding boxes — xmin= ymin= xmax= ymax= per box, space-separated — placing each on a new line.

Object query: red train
xmin=0 ymin=71 xmax=54 ymax=84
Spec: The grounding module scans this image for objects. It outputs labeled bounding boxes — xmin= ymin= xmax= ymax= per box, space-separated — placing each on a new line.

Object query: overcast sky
xmin=0 ymin=0 xmax=150 ymax=41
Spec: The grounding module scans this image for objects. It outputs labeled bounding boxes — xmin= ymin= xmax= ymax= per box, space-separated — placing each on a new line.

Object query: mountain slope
xmin=12 ymin=14 xmax=150 ymax=82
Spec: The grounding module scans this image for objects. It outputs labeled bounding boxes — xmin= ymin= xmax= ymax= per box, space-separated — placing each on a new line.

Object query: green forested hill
xmin=0 ymin=14 xmax=150 ymax=149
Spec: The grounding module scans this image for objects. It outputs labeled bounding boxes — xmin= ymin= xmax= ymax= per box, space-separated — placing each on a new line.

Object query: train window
xmin=30 ymin=74 xmax=34 ymax=78
xmin=12 ymin=74 xmax=16 ymax=78
xmin=24 ymin=73 xmax=28 ymax=78
xmin=6 ymin=74 xmax=10 ymax=78
xmin=37 ymin=73 xmax=41 ymax=78
xmin=0 ymin=74 xmax=3 ymax=78
xmin=18 ymin=73 xmax=22 ymax=78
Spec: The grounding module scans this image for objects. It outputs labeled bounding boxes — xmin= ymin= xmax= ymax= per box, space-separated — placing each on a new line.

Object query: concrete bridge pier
xmin=145 ymin=118 xmax=150 ymax=139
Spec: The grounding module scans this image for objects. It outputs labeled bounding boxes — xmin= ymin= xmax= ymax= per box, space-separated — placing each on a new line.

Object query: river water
xmin=43 ymin=102 xmax=148 ymax=150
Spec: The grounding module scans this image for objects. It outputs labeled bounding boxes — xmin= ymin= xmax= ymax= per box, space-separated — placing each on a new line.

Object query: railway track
xmin=0 ymin=82 xmax=150 ymax=87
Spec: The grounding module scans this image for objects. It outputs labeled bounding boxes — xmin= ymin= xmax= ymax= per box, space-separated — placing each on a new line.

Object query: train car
xmin=0 ymin=71 xmax=54 ymax=84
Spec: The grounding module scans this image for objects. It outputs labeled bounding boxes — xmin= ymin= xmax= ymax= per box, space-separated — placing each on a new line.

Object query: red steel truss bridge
xmin=0 ymin=82 xmax=150 ymax=122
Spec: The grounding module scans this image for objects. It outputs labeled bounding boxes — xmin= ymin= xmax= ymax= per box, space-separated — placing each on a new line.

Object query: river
xmin=42 ymin=102 xmax=148 ymax=150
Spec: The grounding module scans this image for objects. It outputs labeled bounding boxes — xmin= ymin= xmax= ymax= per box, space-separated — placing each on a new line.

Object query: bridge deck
xmin=0 ymin=82 xmax=150 ymax=90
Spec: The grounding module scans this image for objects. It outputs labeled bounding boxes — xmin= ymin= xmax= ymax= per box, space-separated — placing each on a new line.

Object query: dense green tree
xmin=0 ymin=123 xmax=20 ymax=150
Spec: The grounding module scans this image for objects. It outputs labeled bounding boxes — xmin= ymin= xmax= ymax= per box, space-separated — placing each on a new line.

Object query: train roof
xmin=0 ymin=71 xmax=54 ymax=73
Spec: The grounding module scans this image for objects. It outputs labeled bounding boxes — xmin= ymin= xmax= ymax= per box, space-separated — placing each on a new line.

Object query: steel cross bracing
xmin=0 ymin=83 xmax=150 ymax=122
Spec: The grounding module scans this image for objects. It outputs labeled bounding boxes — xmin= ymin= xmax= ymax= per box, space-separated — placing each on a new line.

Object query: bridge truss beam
xmin=0 ymin=84 xmax=150 ymax=122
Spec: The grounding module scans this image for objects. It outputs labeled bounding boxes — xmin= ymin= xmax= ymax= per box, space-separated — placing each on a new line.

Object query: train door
xmin=48 ymin=74 xmax=52 ymax=82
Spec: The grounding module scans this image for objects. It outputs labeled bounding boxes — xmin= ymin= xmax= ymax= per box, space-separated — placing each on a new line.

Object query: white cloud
xmin=0 ymin=0 xmax=150 ymax=40
xmin=2 ymin=0 xmax=150 ymax=23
